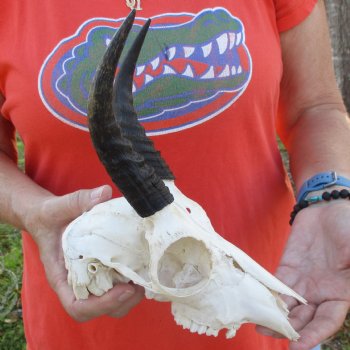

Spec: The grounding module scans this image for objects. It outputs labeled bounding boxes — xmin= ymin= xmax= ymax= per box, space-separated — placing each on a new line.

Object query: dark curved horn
xmin=112 ymin=19 xmax=175 ymax=181
xmin=88 ymin=11 xmax=174 ymax=217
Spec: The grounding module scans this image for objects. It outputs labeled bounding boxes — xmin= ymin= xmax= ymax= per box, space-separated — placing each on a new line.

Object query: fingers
xmin=255 ymin=325 xmax=285 ymax=339
xmin=257 ymin=301 xmax=349 ymax=350
xmin=46 ymin=185 xmax=113 ymax=224
xmin=256 ymin=303 xmax=317 ymax=338
xmin=288 ymin=303 xmax=316 ymax=332
xmin=66 ymin=184 xmax=113 ymax=215
xmin=107 ymin=284 xmax=145 ymax=318
xmin=289 ymin=301 xmax=349 ymax=350
xmin=56 ymin=277 xmax=144 ymax=322
xmin=255 ymin=300 xmax=308 ymax=338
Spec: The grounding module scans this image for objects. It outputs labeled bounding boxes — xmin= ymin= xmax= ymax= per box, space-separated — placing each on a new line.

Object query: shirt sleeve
xmin=274 ymin=0 xmax=318 ymax=32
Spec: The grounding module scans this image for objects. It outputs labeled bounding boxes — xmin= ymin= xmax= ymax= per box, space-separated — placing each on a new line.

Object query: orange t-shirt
xmin=0 ymin=0 xmax=316 ymax=349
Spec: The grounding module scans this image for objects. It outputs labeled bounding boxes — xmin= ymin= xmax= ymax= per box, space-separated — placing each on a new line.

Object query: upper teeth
xmin=136 ymin=65 xmax=145 ymax=76
xmin=180 ymin=30 xmax=242 ymax=60
xmin=166 ymin=47 xmax=176 ymax=60
xmin=151 ymin=57 xmax=160 ymax=70
xmin=174 ymin=314 xmax=220 ymax=337
xmin=184 ymin=46 xmax=195 ymax=58
xmin=202 ymin=30 xmax=242 ymax=57
xmin=216 ymin=33 xmax=228 ymax=55
xmin=226 ymin=328 xmax=237 ymax=339
xmin=201 ymin=42 xmax=212 ymax=57
xmin=132 ymin=30 xmax=245 ymax=91
xmin=236 ymin=32 xmax=242 ymax=46
xmin=135 ymin=61 xmax=243 ymax=88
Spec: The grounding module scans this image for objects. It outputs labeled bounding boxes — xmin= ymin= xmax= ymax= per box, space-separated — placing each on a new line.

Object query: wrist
xmin=19 ymin=192 xmax=54 ymax=235
xmin=290 ymin=186 xmax=350 ymax=225
xmin=296 ymin=171 xmax=350 ymax=202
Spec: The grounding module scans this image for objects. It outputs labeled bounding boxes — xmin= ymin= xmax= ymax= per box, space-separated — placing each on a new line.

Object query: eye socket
xmin=157 ymin=237 xmax=211 ymax=289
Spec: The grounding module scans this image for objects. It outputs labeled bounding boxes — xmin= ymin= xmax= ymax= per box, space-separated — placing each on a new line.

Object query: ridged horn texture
xmin=87 ymin=10 xmax=174 ymax=218
xmin=112 ymin=18 xmax=175 ymax=181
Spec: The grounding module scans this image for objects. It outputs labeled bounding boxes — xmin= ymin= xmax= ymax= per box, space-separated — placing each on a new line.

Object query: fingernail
xmin=90 ymin=186 xmax=104 ymax=201
xmin=118 ymin=290 xmax=134 ymax=302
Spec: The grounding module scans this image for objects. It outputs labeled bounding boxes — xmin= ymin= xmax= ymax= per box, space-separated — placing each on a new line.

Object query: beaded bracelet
xmin=289 ymin=189 xmax=350 ymax=225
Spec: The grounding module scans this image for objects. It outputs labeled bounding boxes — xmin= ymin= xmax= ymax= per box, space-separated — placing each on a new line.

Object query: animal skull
xmin=62 ymin=10 xmax=306 ymax=341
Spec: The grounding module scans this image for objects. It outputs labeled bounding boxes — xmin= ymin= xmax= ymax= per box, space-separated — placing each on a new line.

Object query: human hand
xmin=25 ymin=185 xmax=144 ymax=321
xmin=257 ymin=200 xmax=350 ymax=349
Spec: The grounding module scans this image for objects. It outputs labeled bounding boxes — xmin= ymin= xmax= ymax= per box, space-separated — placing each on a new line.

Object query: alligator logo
xmin=38 ymin=8 xmax=252 ymax=135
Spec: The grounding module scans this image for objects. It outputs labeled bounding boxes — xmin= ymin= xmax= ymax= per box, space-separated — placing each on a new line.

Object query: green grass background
xmin=0 ymin=137 xmax=25 ymax=349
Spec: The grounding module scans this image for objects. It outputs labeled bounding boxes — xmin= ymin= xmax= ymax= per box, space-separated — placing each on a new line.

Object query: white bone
xmin=62 ymin=180 xmax=306 ymax=341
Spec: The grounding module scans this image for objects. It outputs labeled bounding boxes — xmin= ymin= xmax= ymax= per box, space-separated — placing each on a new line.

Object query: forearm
xmin=277 ymin=1 xmax=350 ymax=192
xmin=284 ymin=105 xmax=350 ymax=191
xmin=0 ymin=151 xmax=52 ymax=231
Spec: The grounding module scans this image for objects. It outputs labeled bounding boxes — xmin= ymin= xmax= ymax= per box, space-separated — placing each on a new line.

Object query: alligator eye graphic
xmin=39 ymin=8 xmax=252 ymax=135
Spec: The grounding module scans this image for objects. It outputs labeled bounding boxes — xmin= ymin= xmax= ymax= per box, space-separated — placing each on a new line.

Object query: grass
xmin=0 ymin=224 xmax=25 ymax=350
xmin=0 ymin=136 xmax=26 ymax=349
xmin=0 ymin=138 xmax=349 ymax=349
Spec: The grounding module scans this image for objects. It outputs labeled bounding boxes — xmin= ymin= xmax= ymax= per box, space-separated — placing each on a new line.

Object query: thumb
xmin=55 ymin=185 xmax=113 ymax=223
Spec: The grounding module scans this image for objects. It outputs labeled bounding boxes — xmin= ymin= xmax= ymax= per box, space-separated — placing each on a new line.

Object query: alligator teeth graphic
xmin=217 ymin=33 xmax=228 ymax=54
xmin=183 ymin=65 xmax=194 ymax=77
xmin=38 ymin=7 xmax=252 ymax=134
xmin=136 ymin=65 xmax=145 ymax=75
xmin=151 ymin=57 xmax=160 ymax=70
xmin=163 ymin=65 xmax=176 ymax=75
xmin=166 ymin=47 xmax=176 ymax=60
xmin=202 ymin=42 xmax=212 ymax=57
xmin=184 ymin=46 xmax=195 ymax=58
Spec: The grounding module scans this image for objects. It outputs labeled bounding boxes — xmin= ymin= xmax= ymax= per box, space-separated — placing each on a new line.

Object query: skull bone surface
xmin=62 ymin=10 xmax=306 ymax=341
xmin=63 ymin=181 xmax=305 ymax=340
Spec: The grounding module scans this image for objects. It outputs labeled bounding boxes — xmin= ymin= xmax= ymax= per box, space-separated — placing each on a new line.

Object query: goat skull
xmin=62 ymin=10 xmax=306 ymax=341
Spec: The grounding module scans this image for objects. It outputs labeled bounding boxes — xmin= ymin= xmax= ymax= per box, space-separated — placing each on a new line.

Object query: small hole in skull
xmin=158 ymin=237 xmax=211 ymax=289
xmin=79 ymin=255 xmax=83 ymax=259
xmin=87 ymin=263 xmax=98 ymax=274
xmin=186 ymin=207 xmax=191 ymax=214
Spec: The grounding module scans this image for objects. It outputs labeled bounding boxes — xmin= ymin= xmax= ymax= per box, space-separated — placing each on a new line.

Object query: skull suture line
xmin=62 ymin=10 xmax=306 ymax=341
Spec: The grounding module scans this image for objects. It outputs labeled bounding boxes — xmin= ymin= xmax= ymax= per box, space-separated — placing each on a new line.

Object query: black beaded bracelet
xmin=289 ymin=189 xmax=350 ymax=225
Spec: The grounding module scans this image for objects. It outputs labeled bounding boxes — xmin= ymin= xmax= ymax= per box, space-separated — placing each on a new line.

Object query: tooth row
xmin=133 ymin=62 xmax=243 ymax=91
xmin=132 ymin=60 xmax=243 ymax=93
xmin=174 ymin=314 xmax=220 ymax=337
xmin=135 ymin=57 xmax=161 ymax=77
xmin=161 ymin=30 xmax=243 ymax=61
xmin=132 ymin=61 xmax=243 ymax=92
xmin=184 ymin=64 xmax=242 ymax=80
xmin=106 ymin=30 xmax=243 ymax=70
xmin=225 ymin=328 xmax=237 ymax=339
xmin=132 ymin=30 xmax=244 ymax=89
xmin=132 ymin=30 xmax=244 ymax=91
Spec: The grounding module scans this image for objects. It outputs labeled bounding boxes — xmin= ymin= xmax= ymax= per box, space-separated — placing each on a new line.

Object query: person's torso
xmin=0 ymin=1 xmax=294 ymax=349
